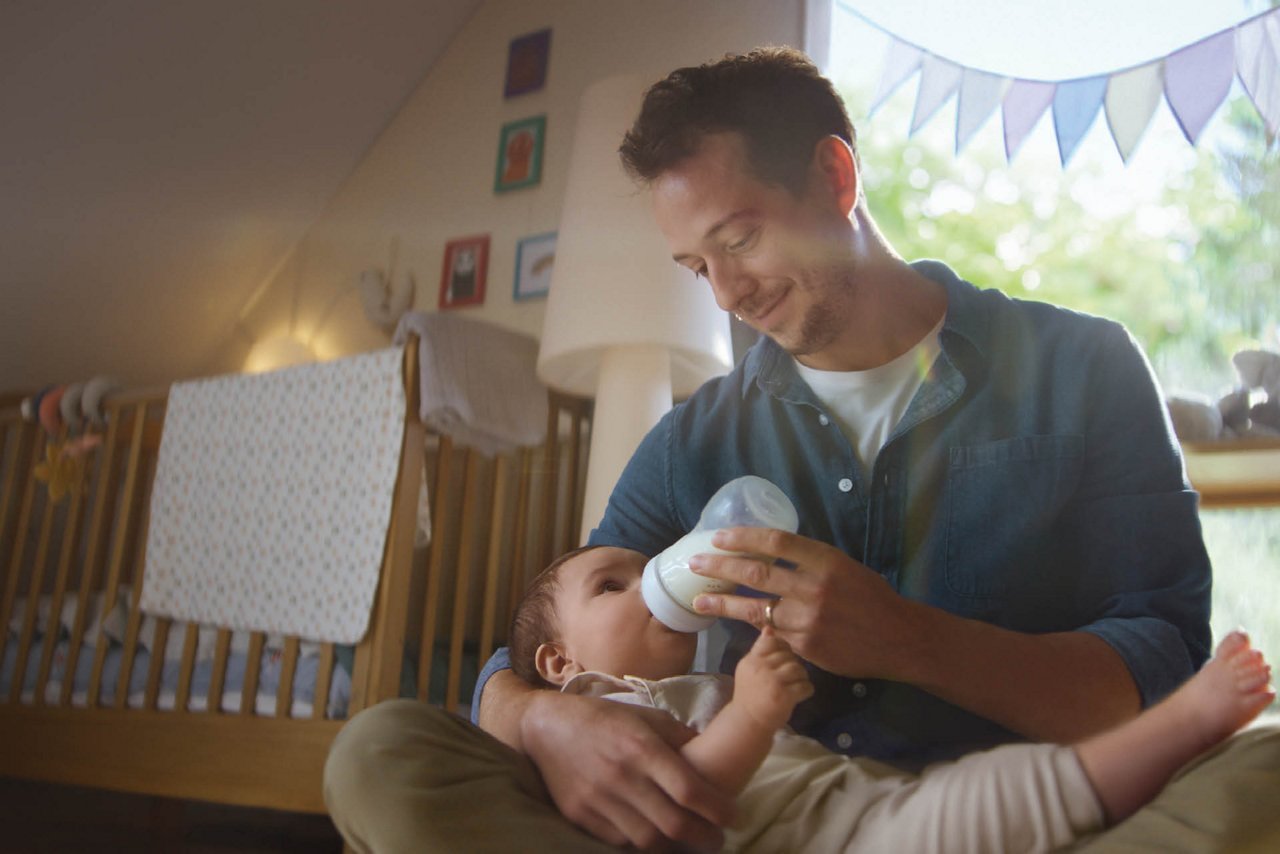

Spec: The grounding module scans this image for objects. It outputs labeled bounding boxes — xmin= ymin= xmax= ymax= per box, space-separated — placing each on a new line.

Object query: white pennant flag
xmin=870 ymin=37 xmax=924 ymax=116
xmin=1236 ymin=10 xmax=1280 ymax=136
xmin=1105 ymin=61 xmax=1164 ymax=162
xmin=910 ymin=54 xmax=963 ymax=135
xmin=956 ymin=68 xmax=1010 ymax=153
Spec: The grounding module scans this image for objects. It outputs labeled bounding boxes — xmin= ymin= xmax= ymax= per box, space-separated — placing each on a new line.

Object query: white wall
xmin=218 ymin=0 xmax=804 ymax=371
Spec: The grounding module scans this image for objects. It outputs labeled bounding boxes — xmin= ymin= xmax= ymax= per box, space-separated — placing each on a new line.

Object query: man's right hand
xmin=521 ymin=688 xmax=735 ymax=852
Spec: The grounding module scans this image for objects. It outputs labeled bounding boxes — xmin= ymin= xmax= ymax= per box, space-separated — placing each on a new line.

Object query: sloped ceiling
xmin=0 ymin=0 xmax=481 ymax=394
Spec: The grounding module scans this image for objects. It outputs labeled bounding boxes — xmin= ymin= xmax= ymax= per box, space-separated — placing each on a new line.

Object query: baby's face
xmin=552 ymin=547 xmax=698 ymax=682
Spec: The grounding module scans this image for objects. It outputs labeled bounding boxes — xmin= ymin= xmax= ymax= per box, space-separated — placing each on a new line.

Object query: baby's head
xmin=510 ymin=545 xmax=699 ymax=688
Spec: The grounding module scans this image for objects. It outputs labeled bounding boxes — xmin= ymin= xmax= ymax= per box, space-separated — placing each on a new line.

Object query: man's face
xmin=651 ymin=132 xmax=858 ymax=368
xmin=551 ymin=547 xmax=698 ymax=682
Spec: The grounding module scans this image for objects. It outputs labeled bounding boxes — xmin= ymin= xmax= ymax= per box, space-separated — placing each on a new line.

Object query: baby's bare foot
xmin=1179 ymin=630 xmax=1275 ymax=747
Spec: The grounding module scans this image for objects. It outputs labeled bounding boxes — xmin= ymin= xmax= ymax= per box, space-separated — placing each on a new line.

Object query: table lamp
xmin=538 ymin=74 xmax=733 ymax=543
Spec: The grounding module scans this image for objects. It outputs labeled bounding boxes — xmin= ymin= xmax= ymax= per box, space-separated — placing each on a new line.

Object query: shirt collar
xmin=740 ymin=259 xmax=990 ymax=400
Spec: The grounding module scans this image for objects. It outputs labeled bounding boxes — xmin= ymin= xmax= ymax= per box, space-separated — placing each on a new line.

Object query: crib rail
xmin=0 ymin=341 xmax=592 ymax=813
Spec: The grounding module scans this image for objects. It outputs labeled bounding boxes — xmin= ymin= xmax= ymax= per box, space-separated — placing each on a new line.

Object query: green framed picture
xmin=494 ymin=115 xmax=545 ymax=193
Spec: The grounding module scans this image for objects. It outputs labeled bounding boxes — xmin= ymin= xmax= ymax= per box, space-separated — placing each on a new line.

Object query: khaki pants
xmin=324 ymin=700 xmax=1280 ymax=853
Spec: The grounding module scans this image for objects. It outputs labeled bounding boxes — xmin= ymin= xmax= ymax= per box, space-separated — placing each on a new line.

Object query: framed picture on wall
xmin=438 ymin=234 xmax=489 ymax=310
xmin=513 ymin=231 xmax=557 ymax=301
xmin=494 ymin=115 xmax=545 ymax=193
xmin=504 ymin=28 xmax=551 ymax=97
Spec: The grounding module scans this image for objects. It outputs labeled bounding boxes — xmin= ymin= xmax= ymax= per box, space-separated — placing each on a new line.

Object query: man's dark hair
xmin=619 ymin=46 xmax=857 ymax=195
xmin=508 ymin=545 xmax=604 ymax=688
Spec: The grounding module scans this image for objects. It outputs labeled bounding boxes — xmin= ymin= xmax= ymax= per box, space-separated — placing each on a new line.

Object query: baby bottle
xmin=641 ymin=475 xmax=799 ymax=632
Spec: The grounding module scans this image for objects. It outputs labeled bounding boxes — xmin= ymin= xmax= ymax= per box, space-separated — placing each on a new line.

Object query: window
xmin=824 ymin=1 xmax=1279 ymax=706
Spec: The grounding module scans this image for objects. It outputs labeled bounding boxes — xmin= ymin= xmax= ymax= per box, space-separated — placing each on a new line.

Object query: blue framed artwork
xmin=504 ymin=28 xmax=551 ymax=97
xmin=513 ymin=232 xmax=557 ymax=301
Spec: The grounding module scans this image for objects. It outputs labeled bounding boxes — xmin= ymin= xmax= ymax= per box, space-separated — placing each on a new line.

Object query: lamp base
xmin=579 ymin=345 xmax=673 ymax=544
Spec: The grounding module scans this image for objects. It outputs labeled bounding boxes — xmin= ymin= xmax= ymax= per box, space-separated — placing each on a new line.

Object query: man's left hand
xmin=688 ymin=527 xmax=923 ymax=681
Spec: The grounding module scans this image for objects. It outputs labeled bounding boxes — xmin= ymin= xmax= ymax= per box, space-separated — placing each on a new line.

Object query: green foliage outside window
xmin=849 ymin=89 xmax=1279 ymax=396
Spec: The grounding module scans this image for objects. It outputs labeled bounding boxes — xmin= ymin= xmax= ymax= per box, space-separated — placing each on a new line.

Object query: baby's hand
xmin=733 ymin=628 xmax=814 ymax=732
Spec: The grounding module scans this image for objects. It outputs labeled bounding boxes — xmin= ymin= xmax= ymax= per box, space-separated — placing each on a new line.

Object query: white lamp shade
xmin=537 ymin=74 xmax=732 ymax=398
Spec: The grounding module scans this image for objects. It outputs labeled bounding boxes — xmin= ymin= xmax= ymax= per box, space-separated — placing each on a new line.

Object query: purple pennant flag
xmin=1002 ymin=80 xmax=1056 ymax=162
xmin=1053 ymin=76 xmax=1108 ymax=166
xmin=1165 ymin=29 xmax=1236 ymax=144
xmin=1236 ymin=9 xmax=1280 ymax=136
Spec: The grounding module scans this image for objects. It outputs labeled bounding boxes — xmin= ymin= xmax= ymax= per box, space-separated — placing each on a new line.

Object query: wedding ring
xmin=764 ymin=597 xmax=781 ymax=629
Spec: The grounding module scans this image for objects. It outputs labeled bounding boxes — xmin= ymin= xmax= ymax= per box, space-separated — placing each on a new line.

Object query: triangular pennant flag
xmin=1053 ymin=76 xmax=1108 ymax=166
xmin=956 ymin=68 xmax=1010 ymax=153
xmin=1002 ymin=79 xmax=1056 ymax=161
xmin=1165 ymin=28 xmax=1236 ymax=145
xmin=910 ymin=54 xmax=963 ymax=135
xmin=1236 ymin=9 xmax=1280 ymax=136
xmin=1105 ymin=61 xmax=1164 ymax=163
xmin=869 ymin=37 xmax=924 ymax=116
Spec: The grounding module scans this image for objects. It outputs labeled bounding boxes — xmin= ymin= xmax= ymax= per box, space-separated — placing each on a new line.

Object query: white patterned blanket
xmin=139 ymin=347 xmax=406 ymax=644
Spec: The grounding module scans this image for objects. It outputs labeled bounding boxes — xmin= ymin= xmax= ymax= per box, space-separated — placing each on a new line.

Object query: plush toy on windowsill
xmin=22 ymin=376 xmax=119 ymax=502
xmin=1166 ymin=348 xmax=1280 ymax=443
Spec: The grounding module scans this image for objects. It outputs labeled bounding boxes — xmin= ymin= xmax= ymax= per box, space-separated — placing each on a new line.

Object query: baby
xmin=509 ymin=545 xmax=1275 ymax=853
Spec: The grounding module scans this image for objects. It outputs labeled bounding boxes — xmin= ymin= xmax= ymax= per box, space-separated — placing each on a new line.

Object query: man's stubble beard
xmin=779 ymin=261 xmax=857 ymax=360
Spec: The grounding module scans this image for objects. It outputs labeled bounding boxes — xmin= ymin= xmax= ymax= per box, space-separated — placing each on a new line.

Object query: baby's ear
xmin=535 ymin=642 xmax=582 ymax=687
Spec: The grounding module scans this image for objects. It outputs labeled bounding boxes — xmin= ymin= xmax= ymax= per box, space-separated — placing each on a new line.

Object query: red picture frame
xmin=438 ymin=234 xmax=489 ymax=310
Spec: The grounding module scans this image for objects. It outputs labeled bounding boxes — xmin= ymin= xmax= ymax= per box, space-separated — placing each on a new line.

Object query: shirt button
xmin=838 ymin=477 xmax=853 ymax=493
xmin=851 ymin=682 xmax=868 ymax=698
xmin=818 ymin=413 xmax=830 ymax=426
xmin=836 ymin=732 xmax=854 ymax=750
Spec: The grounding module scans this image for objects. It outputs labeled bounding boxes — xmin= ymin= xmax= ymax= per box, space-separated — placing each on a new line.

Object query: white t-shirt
xmin=794 ymin=319 xmax=944 ymax=486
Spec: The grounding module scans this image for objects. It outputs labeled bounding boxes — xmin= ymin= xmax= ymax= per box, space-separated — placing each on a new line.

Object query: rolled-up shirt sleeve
xmin=1068 ymin=323 xmax=1211 ymax=706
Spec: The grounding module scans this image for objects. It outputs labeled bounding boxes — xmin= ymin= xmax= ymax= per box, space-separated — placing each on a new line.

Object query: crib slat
xmin=446 ymin=449 xmax=482 ymax=712
xmin=0 ymin=422 xmax=36 ymax=605
xmin=312 ymin=643 xmax=334 ymax=720
xmin=174 ymin=623 xmax=200 ymax=711
xmin=503 ymin=447 xmax=534 ymax=635
xmin=1 ymin=429 xmax=47 ymax=695
xmin=144 ymin=618 xmax=171 ymax=709
xmin=562 ymin=410 xmax=583 ymax=552
xmin=536 ymin=401 xmax=561 ymax=573
xmin=61 ymin=411 xmax=124 ymax=707
xmin=478 ymin=456 xmax=509 ymax=668
xmin=89 ymin=403 xmax=149 ymax=708
xmin=276 ymin=637 xmax=299 ymax=718
xmin=34 ymin=433 xmax=92 ymax=705
xmin=207 ymin=629 xmax=232 ymax=714
xmin=114 ymin=500 xmax=154 ymax=710
xmin=241 ymin=633 xmax=266 ymax=716
xmin=11 ymin=428 xmax=66 ymax=704
xmin=568 ymin=405 xmax=589 ymax=546
xmin=417 ymin=435 xmax=453 ymax=703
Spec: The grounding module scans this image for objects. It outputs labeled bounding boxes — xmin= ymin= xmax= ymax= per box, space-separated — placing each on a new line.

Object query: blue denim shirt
xmin=475 ymin=260 xmax=1211 ymax=766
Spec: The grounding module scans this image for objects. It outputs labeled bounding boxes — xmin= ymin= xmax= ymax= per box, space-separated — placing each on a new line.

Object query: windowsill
xmin=1183 ymin=439 xmax=1280 ymax=508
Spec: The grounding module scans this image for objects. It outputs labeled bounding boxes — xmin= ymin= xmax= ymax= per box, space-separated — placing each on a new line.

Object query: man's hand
xmin=732 ymin=627 xmax=814 ymax=732
xmin=688 ymin=527 xmax=1143 ymax=743
xmin=688 ymin=527 xmax=922 ymax=681
xmin=521 ymin=689 xmax=735 ymax=852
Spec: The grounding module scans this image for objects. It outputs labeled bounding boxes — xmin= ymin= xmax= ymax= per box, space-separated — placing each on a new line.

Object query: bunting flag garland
xmin=1237 ymin=11 xmax=1280 ymax=136
xmin=855 ymin=3 xmax=1280 ymax=165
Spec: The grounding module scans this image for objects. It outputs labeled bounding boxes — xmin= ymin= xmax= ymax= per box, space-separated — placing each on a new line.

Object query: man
xmin=324 ymin=48 xmax=1276 ymax=853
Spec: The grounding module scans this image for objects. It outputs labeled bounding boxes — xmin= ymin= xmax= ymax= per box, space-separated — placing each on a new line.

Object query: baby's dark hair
xmin=508 ymin=545 xmax=604 ymax=688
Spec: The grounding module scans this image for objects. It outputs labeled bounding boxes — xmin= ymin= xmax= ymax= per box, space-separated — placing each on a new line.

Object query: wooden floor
xmin=0 ymin=777 xmax=342 ymax=853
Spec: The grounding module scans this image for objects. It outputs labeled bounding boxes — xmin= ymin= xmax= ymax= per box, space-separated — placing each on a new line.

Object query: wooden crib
xmin=0 ymin=338 xmax=591 ymax=815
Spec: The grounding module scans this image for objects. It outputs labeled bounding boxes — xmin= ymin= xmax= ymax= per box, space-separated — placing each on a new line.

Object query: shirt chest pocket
xmin=944 ymin=434 xmax=1084 ymax=601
